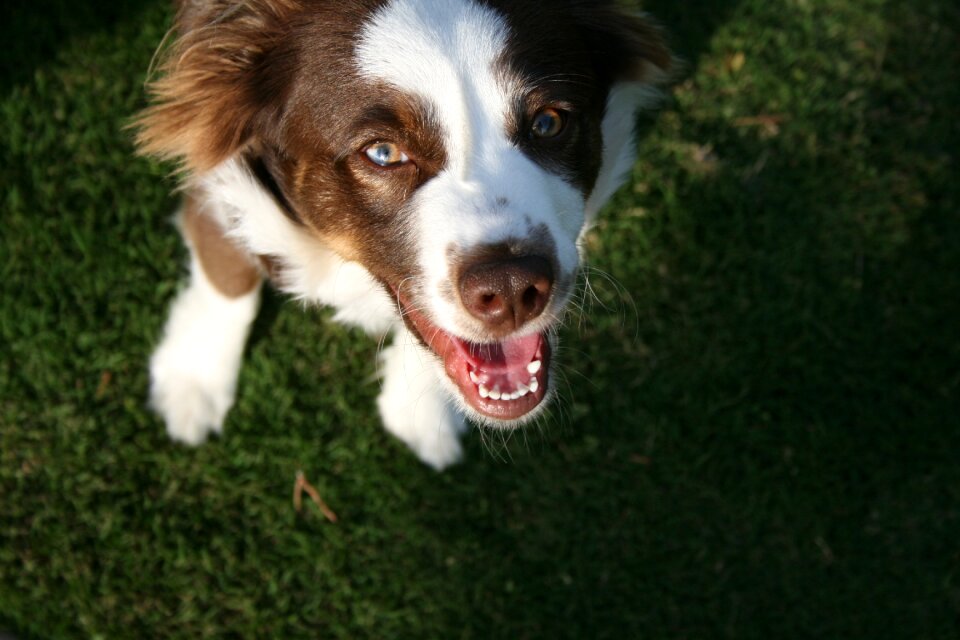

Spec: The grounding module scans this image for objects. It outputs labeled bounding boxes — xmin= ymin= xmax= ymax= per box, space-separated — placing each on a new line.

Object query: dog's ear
xmin=576 ymin=4 xmax=673 ymax=218
xmin=571 ymin=3 xmax=672 ymax=86
xmin=133 ymin=0 xmax=299 ymax=175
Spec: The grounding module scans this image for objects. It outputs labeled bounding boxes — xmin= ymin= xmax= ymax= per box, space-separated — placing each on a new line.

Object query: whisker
xmin=580 ymin=264 xmax=641 ymax=342
xmin=498 ymin=427 xmax=516 ymax=464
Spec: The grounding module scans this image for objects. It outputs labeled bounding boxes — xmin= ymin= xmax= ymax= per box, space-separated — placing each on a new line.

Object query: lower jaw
xmin=449 ymin=339 xmax=551 ymax=422
xmin=396 ymin=299 xmax=551 ymax=422
xmin=461 ymin=387 xmax=552 ymax=425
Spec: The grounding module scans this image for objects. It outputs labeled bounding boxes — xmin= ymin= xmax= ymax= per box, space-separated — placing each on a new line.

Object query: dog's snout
xmin=459 ymin=256 xmax=554 ymax=333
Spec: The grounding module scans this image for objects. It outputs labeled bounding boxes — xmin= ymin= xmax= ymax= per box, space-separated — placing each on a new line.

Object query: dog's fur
xmin=136 ymin=0 xmax=670 ymax=469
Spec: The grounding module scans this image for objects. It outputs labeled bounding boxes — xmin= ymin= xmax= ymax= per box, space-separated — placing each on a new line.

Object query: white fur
xmin=150 ymin=221 xmax=261 ymax=445
xmin=198 ymin=159 xmax=397 ymax=336
xmin=376 ymin=328 xmax=466 ymax=470
xmin=585 ymin=81 xmax=664 ymax=221
xmin=356 ymin=0 xmax=514 ymax=176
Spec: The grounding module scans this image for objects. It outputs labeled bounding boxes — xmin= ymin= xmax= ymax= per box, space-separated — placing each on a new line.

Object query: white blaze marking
xmin=355 ymin=0 xmax=514 ymax=177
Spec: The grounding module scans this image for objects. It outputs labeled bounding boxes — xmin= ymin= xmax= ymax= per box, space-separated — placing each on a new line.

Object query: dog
xmin=136 ymin=0 xmax=670 ymax=469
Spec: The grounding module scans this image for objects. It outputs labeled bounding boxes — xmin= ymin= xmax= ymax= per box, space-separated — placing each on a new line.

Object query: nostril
xmin=521 ymin=285 xmax=540 ymax=311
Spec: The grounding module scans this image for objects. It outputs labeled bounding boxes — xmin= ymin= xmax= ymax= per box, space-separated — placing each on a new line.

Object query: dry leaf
xmin=726 ymin=51 xmax=746 ymax=73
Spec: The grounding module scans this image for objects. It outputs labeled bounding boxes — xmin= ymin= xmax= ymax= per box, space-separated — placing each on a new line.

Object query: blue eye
xmin=530 ymin=108 xmax=565 ymax=138
xmin=363 ymin=142 xmax=410 ymax=167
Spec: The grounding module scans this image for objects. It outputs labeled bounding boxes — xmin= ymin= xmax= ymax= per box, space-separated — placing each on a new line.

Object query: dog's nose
xmin=459 ymin=256 xmax=554 ymax=333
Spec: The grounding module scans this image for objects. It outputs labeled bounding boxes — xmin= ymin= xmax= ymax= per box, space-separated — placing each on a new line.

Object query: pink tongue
xmin=463 ymin=333 xmax=541 ymax=374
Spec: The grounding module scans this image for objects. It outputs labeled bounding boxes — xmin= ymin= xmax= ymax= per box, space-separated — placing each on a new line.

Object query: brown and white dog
xmin=136 ymin=0 xmax=670 ymax=469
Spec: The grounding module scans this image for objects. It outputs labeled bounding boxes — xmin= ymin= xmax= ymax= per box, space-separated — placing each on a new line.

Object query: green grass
xmin=2 ymin=0 xmax=959 ymax=637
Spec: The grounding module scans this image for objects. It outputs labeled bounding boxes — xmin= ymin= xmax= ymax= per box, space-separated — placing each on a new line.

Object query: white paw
xmin=413 ymin=423 xmax=465 ymax=471
xmin=377 ymin=333 xmax=468 ymax=470
xmin=148 ymin=333 xmax=242 ymax=446
xmin=148 ymin=256 xmax=260 ymax=446
xmin=378 ymin=393 xmax=466 ymax=470
xmin=149 ymin=368 xmax=232 ymax=445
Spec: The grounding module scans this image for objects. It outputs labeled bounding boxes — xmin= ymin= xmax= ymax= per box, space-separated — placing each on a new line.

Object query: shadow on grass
xmin=1 ymin=1 xmax=161 ymax=91
xmin=404 ymin=1 xmax=960 ymax=637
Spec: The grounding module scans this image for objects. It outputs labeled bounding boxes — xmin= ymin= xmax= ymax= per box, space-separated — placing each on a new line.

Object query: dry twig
xmin=293 ymin=470 xmax=339 ymax=523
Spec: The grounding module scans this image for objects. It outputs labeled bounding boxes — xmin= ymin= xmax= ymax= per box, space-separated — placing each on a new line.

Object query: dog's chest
xmin=200 ymin=158 xmax=397 ymax=336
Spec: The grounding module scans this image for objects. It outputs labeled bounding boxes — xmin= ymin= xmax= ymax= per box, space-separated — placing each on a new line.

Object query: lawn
xmin=2 ymin=0 xmax=958 ymax=638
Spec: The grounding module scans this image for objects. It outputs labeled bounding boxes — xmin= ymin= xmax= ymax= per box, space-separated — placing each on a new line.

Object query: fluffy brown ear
xmin=571 ymin=3 xmax=673 ymax=86
xmin=577 ymin=4 xmax=673 ymax=217
xmin=133 ymin=0 xmax=300 ymax=175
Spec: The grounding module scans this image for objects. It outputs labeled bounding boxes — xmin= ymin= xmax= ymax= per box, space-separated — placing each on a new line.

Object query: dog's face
xmin=138 ymin=0 xmax=669 ymax=426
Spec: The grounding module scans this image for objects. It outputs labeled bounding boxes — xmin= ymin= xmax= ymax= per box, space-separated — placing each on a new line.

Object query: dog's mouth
xmin=396 ymin=297 xmax=550 ymax=421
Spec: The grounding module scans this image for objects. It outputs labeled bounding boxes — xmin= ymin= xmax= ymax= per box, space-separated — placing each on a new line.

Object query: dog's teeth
xmin=529 ymin=378 xmax=539 ymax=393
xmin=527 ymin=360 xmax=542 ymax=375
xmin=469 ymin=370 xmax=481 ymax=384
xmin=516 ymin=386 xmax=529 ymax=398
xmin=479 ymin=385 xmax=490 ymax=399
xmin=489 ymin=388 xmax=502 ymax=401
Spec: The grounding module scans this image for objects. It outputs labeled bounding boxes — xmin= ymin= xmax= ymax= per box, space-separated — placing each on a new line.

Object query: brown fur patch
xmin=182 ymin=194 xmax=262 ymax=298
xmin=264 ymin=84 xmax=446 ymax=286
xmin=133 ymin=0 xmax=307 ymax=174
xmin=568 ymin=5 xmax=673 ymax=82
xmin=136 ymin=0 xmax=435 ymax=288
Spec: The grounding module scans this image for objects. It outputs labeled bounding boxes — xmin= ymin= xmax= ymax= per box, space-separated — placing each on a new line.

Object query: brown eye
xmin=363 ymin=141 xmax=410 ymax=167
xmin=530 ymin=108 xmax=565 ymax=139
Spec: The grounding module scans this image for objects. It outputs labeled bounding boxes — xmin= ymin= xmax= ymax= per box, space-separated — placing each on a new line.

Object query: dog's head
xmin=137 ymin=0 xmax=670 ymax=425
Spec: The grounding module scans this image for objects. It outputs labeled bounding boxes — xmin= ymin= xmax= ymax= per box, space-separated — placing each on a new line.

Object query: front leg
xmin=150 ymin=198 xmax=262 ymax=445
xmin=377 ymin=328 xmax=467 ymax=470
